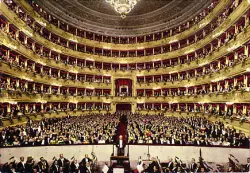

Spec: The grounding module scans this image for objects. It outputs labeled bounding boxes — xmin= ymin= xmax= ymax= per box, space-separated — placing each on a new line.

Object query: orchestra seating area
xmin=0 ymin=0 xmax=250 ymax=172
xmin=0 ymin=113 xmax=249 ymax=147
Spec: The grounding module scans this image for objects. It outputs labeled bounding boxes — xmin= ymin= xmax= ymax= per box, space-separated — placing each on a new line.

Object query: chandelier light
xmin=105 ymin=0 xmax=140 ymax=19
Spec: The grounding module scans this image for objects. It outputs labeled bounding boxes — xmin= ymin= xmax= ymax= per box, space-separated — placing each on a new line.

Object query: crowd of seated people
xmin=140 ymin=156 xmax=250 ymax=173
xmin=137 ymin=103 xmax=250 ymax=123
xmin=23 ymin=0 xmax=220 ymax=44
xmin=1 ymin=153 xmax=98 ymax=173
xmin=0 ymin=113 xmax=249 ymax=147
xmin=0 ymin=12 xmax=248 ymax=73
xmin=1 ymin=149 xmax=250 ymax=173
xmin=1 ymin=0 xmax=242 ymax=58
xmin=0 ymin=79 xmax=111 ymax=98
xmin=0 ymin=53 xmax=111 ymax=85
xmin=0 ymin=101 xmax=112 ymax=119
xmin=136 ymin=56 xmax=249 ymax=84
xmin=136 ymin=81 xmax=248 ymax=97
xmin=1 ymin=46 xmax=249 ymax=91
xmin=1 ymin=50 xmax=249 ymax=97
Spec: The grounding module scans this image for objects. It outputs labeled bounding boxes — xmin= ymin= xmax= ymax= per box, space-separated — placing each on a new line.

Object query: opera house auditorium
xmin=0 ymin=0 xmax=250 ymax=172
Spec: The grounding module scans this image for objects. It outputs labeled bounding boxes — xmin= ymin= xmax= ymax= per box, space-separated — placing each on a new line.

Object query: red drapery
xmin=115 ymin=79 xmax=132 ymax=96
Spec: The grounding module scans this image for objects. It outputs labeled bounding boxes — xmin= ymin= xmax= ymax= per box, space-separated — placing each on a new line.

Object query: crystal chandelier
xmin=105 ymin=0 xmax=140 ymax=19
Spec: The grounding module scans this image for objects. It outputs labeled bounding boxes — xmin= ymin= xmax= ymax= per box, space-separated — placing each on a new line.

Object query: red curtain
xmin=115 ymin=79 xmax=132 ymax=96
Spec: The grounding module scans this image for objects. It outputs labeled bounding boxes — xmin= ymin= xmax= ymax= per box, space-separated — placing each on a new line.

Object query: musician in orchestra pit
xmin=79 ymin=162 xmax=91 ymax=173
xmin=25 ymin=157 xmax=35 ymax=173
xmin=4 ymin=162 xmax=16 ymax=173
xmin=16 ymin=156 xmax=26 ymax=173
xmin=153 ymin=165 xmax=161 ymax=173
xmin=37 ymin=157 xmax=49 ymax=173
xmin=166 ymin=158 xmax=174 ymax=171
xmin=246 ymin=157 xmax=250 ymax=172
xmin=116 ymin=135 xmax=126 ymax=156
xmin=177 ymin=166 xmax=182 ymax=173
xmin=200 ymin=167 xmax=206 ymax=173
xmin=86 ymin=162 xmax=92 ymax=173
xmin=51 ymin=160 xmax=60 ymax=173
xmin=195 ymin=162 xmax=204 ymax=173
xmin=57 ymin=154 xmax=70 ymax=171
xmin=171 ymin=162 xmax=179 ymax=172
xmin=81 ymin=154 xmax=92 ymax=166
xmin=70 ymin=159 xmax=80 ymax=173
xmin=145 ymin=157 xmax=160 ymax=173
xmin=2 ymin=157 xmax=16 ymax=173
xmin=189 ymin=158 xmax=198 ymax=172
xmin=59 ymin=167 xmax=64 ymax=173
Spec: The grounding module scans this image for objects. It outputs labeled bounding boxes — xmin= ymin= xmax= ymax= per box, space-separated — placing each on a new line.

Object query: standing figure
xmin=37 ymin=157 xmax=49 ymax=173
xmin=16 ymin=157 xmax=26 ymax=173
xmin=116 ymin=135 xmax=126 ymax=156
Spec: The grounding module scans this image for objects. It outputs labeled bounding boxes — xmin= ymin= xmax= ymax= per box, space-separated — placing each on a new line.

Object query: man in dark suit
xmin=230 ymin=136 xmax=239 ymax=146
xmin=70 ymin=159 xmax=79 ymax=173
xmin=189 ymin=158 xmax=197 ymax=172
xmin=57 ymin=154 xmax=69 ymax=171
xmin=2 ymin=157 xmax=16 ymax=173
xmin=81 ymin=154 xmax=92 ymax=166
xmin=166 ymin=158 xmax=174 ymax=171
xmin=51 ymin=160 xmax=60 ymax=173
xmin=37 ymin=157 xmax=49 ymax=173
xmin=246 ymin=157 xmax=250 ymax=172
xmin=5 ymin=163 xmax=16 ymax=173
xmin=79 ymin=162 xmax=92 ymax=173
xmin=25 ymin=157 xmax=35 ymax=173
xmin=16 ymin=156 xmax=26 ymax=173
xmin=116 ymin=135 xmax=126 ymax=156
xmin=146 ymin=158 xmax=159 ymax=173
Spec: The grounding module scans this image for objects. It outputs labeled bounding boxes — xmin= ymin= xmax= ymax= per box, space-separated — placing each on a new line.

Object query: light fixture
xmin=105 ymin=0 xmax=140 ymax=19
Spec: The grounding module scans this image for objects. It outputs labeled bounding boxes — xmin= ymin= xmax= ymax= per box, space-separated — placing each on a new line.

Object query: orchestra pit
xmin=0 ymin=0 xmax=250 ymax=172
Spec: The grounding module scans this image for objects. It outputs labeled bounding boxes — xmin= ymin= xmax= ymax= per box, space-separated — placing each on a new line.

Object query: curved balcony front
xmin=15 ymin=0 xmax=228 ymax=49
xmin=0 ymin=0 xmax=248 ymax=61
